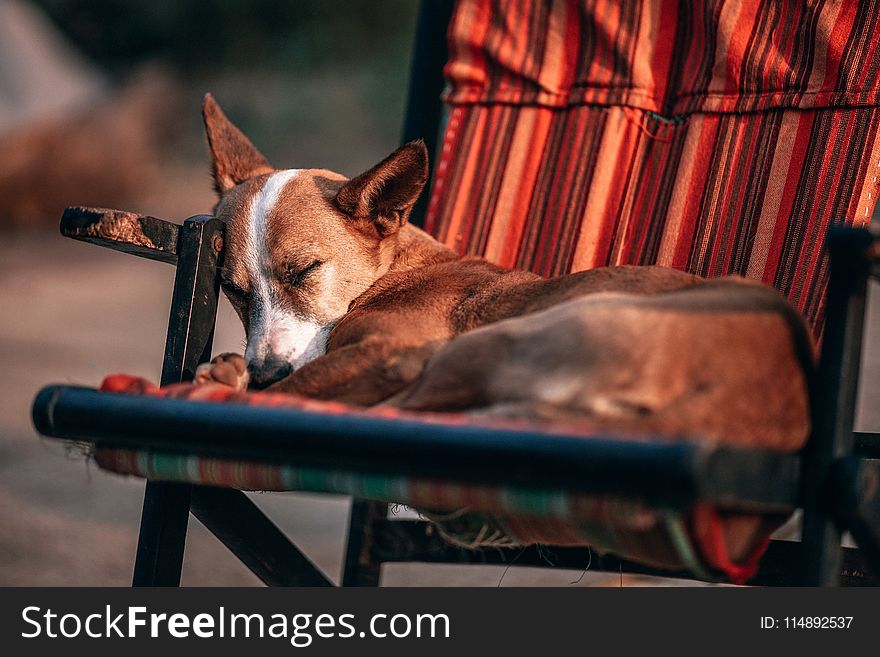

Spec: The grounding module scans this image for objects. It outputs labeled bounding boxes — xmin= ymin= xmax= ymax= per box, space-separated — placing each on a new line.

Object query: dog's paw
xmin=194 ymin=353 xmax=249 ymax=391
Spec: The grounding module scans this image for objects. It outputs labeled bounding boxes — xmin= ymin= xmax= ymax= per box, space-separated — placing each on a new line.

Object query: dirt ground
xmin=1 ymin=229 xmax=878 ymax=586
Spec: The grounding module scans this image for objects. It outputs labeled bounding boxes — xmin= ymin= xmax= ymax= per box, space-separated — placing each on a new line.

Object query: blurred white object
xmin=0 ymin=0 xmax=106 ymax=133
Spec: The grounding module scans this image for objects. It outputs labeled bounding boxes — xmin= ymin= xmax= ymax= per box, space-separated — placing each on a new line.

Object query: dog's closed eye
xmin=221 ymin=279 xmax=248 ymax=302
xmin=285 ymin=260 xmax=323 ymax=288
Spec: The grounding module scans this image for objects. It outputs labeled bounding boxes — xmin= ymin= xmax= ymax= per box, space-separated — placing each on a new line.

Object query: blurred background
xmin=0 ymin=0 xmax=419 ymax=227
xmin=0 ymin=0 xmax=878 ymax=586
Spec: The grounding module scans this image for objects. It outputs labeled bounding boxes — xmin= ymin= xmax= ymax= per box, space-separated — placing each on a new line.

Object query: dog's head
xmin=203 ymin=94 xmax=428 ymax=388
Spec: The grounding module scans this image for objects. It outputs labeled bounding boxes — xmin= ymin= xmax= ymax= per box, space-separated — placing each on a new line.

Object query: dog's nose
xmin=246 ymin=360 xmax=293 ymax=390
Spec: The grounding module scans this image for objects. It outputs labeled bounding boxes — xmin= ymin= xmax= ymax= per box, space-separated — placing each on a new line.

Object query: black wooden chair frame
xmin=31 ymin=0 xmax=880 ymax=586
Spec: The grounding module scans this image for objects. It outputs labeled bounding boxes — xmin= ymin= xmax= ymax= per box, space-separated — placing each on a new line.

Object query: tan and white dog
xmin=195 ymin=94 xmax=813 ymax=450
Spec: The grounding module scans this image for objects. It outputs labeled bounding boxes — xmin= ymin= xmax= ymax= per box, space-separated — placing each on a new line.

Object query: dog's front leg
xmin=268 ymin=338 xmax=444 ymax=406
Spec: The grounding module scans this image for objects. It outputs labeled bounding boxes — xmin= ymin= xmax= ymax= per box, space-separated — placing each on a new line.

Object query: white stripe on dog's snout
xmin=245 ymin=169 xmax=301 ymax=302
xmin=244 ymin=169 xmax=328 ymax=374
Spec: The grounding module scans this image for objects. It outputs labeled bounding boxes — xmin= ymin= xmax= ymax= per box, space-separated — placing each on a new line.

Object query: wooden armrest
xmin=60 ymin=206 xmax=181 ymax=265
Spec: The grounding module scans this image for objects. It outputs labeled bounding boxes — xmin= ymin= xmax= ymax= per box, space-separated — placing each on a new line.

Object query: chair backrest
xmin=423 ymin=0 xmax=880 ymax=337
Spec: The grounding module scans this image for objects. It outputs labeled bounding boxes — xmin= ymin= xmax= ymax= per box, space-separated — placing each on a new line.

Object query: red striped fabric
xmin=425 ymin=0 xmax=880 ymax=336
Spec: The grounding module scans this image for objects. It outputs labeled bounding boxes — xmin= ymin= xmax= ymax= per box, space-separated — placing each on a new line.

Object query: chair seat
xmin=39 ymin=373 xmax=801 ymax=584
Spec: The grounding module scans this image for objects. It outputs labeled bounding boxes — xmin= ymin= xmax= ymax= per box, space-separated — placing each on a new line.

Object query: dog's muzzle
xmin=246 ymin=359 xmax=293 ymax=390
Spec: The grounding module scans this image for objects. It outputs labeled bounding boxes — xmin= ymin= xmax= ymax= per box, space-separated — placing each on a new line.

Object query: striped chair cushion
xmin=425 ymin=0 xmax=880 ymax=337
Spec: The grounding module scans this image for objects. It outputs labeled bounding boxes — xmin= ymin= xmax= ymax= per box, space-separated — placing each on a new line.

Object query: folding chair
xmin=32 ymin=0 xmax=880 ymax=586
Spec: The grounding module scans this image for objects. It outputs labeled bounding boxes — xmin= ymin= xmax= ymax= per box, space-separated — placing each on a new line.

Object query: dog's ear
xmin=203 ymin=93 xmax=273 ymax=194
xmin=335 ymin=141 xmax=428 ymax=238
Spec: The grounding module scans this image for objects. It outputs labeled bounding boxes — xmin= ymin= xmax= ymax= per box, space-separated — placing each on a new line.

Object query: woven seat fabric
xmin=426 ymin=0 xmax=880 ymax=337
xmin=95 ymin=447 xmax=767 ymax=581
xmin=94 ymin=374 xmax=777 ymax=582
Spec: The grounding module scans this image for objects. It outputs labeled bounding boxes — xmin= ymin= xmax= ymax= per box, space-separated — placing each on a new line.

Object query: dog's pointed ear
xmin=203 ymin=93 xmax=273 ymax=194
xmin=335 ymin=140 xmax=428 ymax=238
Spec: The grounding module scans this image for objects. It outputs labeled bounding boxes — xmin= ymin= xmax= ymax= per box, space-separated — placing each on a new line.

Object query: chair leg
xmin=833 ymin=458 xmax=880 ymax=576
xmin=799 ymin=227 xmax=872 ymax=585
xmin=132 ymin=481 xmax=192 ymax=586
xmin=190 ymin=486 xmax=333 ymax=586
xmin=342 ymin=500 xmax=385 ymax=586
xmin=129 ymin=215 xmax=223 ymax=587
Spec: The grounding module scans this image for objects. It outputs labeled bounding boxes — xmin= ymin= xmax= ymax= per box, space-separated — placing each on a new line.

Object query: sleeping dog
xmin=195 ymin=94 xmax=812 ymax=449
